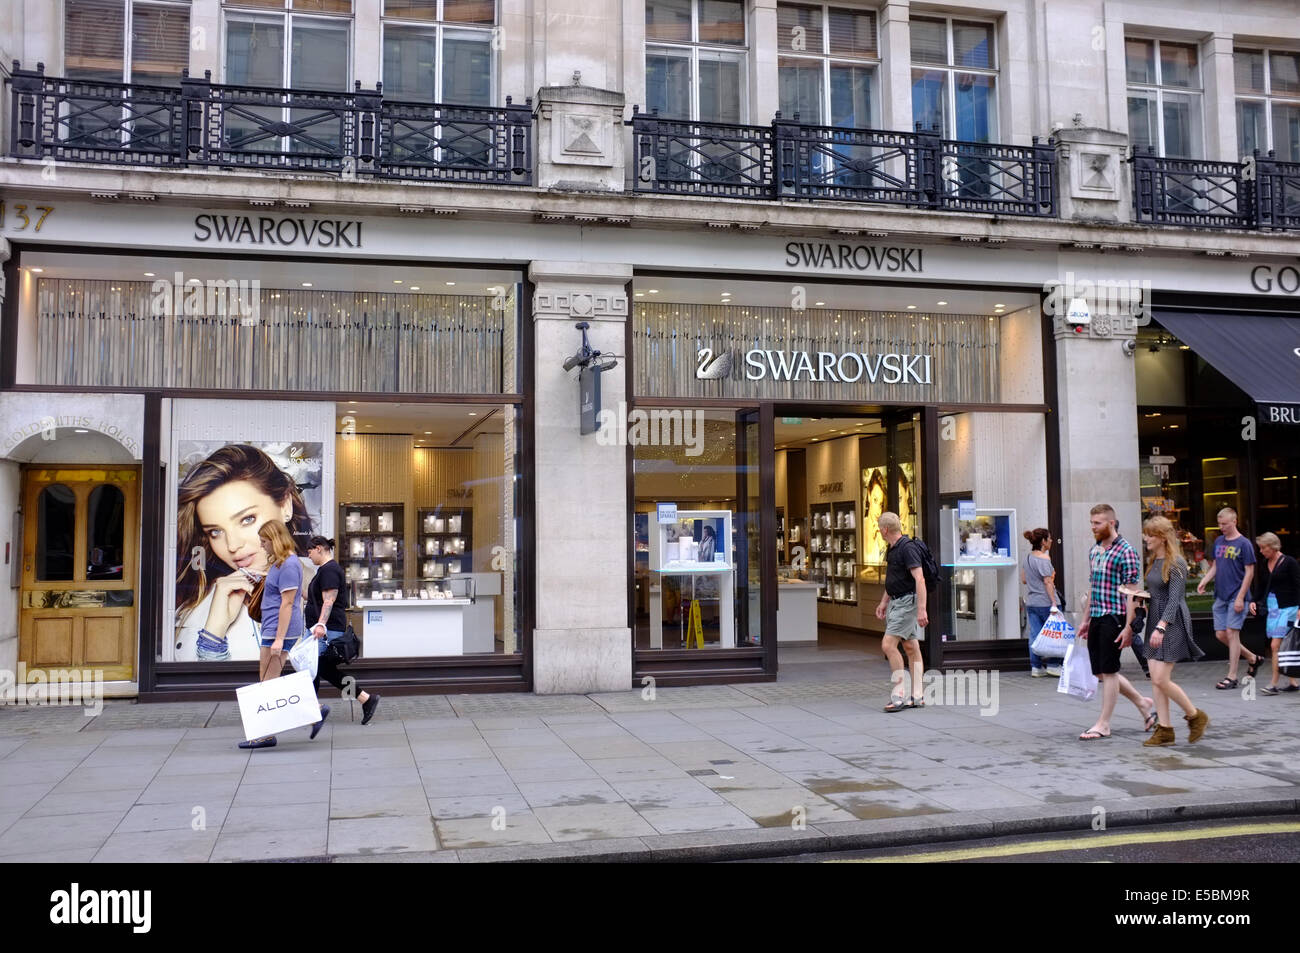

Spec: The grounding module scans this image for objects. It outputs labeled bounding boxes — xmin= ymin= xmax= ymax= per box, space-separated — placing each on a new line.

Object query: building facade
xmin=0 ymin=0 xmax=1296 ymax=700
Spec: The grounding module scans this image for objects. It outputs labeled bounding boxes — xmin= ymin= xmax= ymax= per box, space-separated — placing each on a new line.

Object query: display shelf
xmin=418 ymin=507 xmax=472 ymax=579
xmin=340 ymin=503 xmax=406 ymax=587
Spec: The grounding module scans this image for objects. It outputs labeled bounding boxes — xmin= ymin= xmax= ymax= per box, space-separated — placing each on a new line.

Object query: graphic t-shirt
xmin=261 ymin=557 xmax=305 ymax=642
xmin=1213 ymin=534 xmax=1256 ymax=601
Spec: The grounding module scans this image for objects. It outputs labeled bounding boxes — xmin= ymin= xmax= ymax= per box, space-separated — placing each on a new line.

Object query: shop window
xmin=36 ymin=484 xmax=78 ymax=582
xmin=1126 ymin=38 xmax=1203 ymax=158
xmin=86 ymin=485 xmax=126 ymax=581
xmin=1235 ymin=48 xmax=1300 ymax=163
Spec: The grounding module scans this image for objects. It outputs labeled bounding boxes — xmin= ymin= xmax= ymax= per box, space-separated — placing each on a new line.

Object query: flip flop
xmin=1143 ymin=709 xmax=1158 ymax=731
xmin=884 ymin=697 xmax=909 ymax=713
xmin=1078 ymin=729 xmax=1111 ymax=741
xmin=1215 ymin=677 xmax=1239 ymax=690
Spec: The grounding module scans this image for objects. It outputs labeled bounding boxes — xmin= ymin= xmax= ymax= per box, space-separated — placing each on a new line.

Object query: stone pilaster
xmin=533 ymin=86 xmax=626 ymax=192
xmin=1053 ymin=127 xmax=1132 ymax=224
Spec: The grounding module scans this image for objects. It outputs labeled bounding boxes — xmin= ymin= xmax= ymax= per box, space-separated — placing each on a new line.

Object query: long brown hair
xmin=175 ymin=444 xmax=313 ymax=615
xmin=259 ymin=519 xmax=297 ymax=567
xmin=1142 ymin=515 xmax=1185 ymax=583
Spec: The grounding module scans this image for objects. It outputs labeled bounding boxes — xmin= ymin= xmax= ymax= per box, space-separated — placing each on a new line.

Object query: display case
xmin=939 ymin=506 xmax=1020 ymax=641
xmin=419 ymin=507 xmax=472 ymax=579
xmin=340 ymin=503 xmax=405 ymax=587
xmin=810 ymin=502 xmax=857 ymax=604
xmin=647 ymin=509 xmax=735 ymax=649
xmin=353 ymin=576 xmax=491 ymax=657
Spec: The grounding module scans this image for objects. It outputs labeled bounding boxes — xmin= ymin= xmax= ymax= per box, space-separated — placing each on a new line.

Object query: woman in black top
xmin=306 ymin=536 xmax=381 ymax=725
xmin=1250 ymin=532 xmax=1300 ymax=695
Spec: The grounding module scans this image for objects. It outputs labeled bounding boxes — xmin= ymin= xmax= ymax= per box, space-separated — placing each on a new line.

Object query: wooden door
xmin=19 ymin=468 xmax=139 ymax=682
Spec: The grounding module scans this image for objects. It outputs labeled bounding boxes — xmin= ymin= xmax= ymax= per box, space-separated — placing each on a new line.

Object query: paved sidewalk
xmin=2 ymin=647 xmax=1298 ymax=862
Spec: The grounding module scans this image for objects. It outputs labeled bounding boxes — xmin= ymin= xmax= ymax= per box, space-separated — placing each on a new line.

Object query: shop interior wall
xmin=1134 ymin=348 xmax=1187 ymax=406
xmin=16 ymin=268 xmax=36 ymax=385
xmin=0 ymin=460 xmax=18 ymax=678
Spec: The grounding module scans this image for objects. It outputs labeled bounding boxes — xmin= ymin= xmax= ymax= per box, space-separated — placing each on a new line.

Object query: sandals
xmin=1079 ymin=729 xmax=1111 ymax=741
xmin=884 ymin=696 xmax=909 ymax=713
xmin=1215 ymin=677 xmax=1239 ymax=690
xmin=909 ymin=698 xmax=925 ymax=709
xmin=1262 ymin=685 xmax=1281 ymax=696
xmin=1247 ymin=655 xmax=1264 ymax=679
xmin=1143 ymin=709 xmax=1159 ymax=731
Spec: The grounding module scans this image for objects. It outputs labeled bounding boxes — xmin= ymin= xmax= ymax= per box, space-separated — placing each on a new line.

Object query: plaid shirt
xmin=1089 ymin=534 xmax=1141 ymax=617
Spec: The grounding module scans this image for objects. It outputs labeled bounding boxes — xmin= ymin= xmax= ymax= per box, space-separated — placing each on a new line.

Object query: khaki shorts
xmin=885 ymin=592 xmax=920 ymax=640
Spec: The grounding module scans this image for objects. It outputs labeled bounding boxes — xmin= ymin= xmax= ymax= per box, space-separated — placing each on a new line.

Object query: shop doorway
xmin=19 ymin=467 xmax=138 ymax=682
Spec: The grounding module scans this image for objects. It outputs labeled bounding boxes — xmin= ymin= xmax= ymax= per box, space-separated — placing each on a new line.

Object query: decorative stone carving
xmin=534 ymin=86 xmax=627 ymax=191
xmin=533 ymin=290 xmax=628 ymax=318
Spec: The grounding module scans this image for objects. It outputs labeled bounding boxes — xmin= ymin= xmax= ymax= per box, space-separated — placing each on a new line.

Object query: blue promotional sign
xmin=657 ymin=503 xmax=678 ymax=524
xmin=958 ymin=499 xmax=976 ymax=520
xmin=579 ymin=365 xmax=601 ymax=434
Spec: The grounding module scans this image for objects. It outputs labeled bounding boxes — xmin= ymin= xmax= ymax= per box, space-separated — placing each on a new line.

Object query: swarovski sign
xmin=698 ymin=347 xmax=933 ymax=385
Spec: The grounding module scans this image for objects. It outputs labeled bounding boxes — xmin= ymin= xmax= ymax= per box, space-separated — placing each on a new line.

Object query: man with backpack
xmin=875 ymin=512 xmax=931 ymax=712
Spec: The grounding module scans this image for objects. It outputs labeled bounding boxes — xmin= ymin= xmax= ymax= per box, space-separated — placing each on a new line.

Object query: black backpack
xmin=907 ymin=537 xmax=941 ymax=590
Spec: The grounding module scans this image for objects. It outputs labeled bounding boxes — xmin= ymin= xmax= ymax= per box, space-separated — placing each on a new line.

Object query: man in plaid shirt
xmin=1077 ymin=503 xmax=1156 ymax=741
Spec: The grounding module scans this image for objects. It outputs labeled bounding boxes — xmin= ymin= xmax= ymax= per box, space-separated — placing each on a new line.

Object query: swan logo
xmin=696 ymin=348 xmax=733 ymax=380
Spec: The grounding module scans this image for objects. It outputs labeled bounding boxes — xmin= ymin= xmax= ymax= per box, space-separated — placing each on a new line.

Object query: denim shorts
xmin=260 ymin=634 xmax=300 ymax=650
xmin=1212 ymin=597 xmax=1247 ymax=631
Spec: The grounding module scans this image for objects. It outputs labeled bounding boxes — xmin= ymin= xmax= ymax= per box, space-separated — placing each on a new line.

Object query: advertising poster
xmin=862 ymin=465 xmax=888 ymax=565
xmin=896 ymin=462 xmax=916 ymax=540
xmin=172 ymin=441 xmax=324 ymax=662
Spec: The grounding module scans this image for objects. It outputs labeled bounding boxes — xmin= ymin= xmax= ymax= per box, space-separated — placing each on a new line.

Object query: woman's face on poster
xmin=195 ymin=479 xmax=288 ymax=573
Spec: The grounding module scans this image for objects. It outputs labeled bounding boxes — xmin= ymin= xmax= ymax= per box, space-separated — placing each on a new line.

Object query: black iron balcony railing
xmin=632 ymin=108 xmax=1058 ymax=217
xmin=6 ymin=61 xmax=533 ymax=185
xmin=1131 ymin=148 xmax=1247 ymax=228
xmin=1250 ymin=151 xmax=1300 ymax=230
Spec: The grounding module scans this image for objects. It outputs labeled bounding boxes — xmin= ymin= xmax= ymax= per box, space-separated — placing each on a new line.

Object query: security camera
xmin=1121 ymin=339 xmax=1138 ymax=357
xmin=562 ymin=321 xmax=596 ymax=372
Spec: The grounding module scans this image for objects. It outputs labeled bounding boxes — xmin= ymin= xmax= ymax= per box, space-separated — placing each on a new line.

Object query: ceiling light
xmin=936 ymin=300 xmax=947 ymax=306
xmin=907 ymin=305 xmax=917 ymax=310
xmin=648 ymin=289 xmax=659 ymax=294
xmin=74 ymin=428 xmax=89 ymax=434
xmin=394 ymin=279 xmax=403 ymax=284
xmin=302 ymin=282 xmax=312 ymax=287
xmin=1179 ymin=344 xmax=1190 ymax=350
xmin=469 ymin=412 xmax=478 ymax=416
xmin=994 ymin=303 xmax=1005 ymax=308
xmin=143 ymin=272 xmax=155 ymax=277
xmin=424 ymin=431 xmax=432 ymax=435
xmin=635 ymin=292 xmax=645 ymax=297
xmin=814 ymin=301 xmax=825 ymax=307
xmin=409 ymin=286 xmax=420 ymax=291
xmin=445 ymin=281 xmax=456 ymax=286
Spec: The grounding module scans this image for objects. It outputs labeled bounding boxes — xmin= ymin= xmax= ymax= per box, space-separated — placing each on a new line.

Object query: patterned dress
xmin=1143 ymin=557 xmax=1205 ymax=663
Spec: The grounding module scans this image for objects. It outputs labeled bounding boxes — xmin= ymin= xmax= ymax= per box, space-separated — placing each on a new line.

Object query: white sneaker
xmin=1030 ymin=667 xmax=1048 ymax=677
xmin=1045 ymin=665 xmax=1063 ymax=677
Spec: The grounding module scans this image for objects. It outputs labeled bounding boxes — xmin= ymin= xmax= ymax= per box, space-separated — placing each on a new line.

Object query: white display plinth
xmin=648 ymin=508 xmax=736 ymax=650
xmin=775 ymin=581 xmax=821 ymax=642
xmin=356 ymin=598 xmax=475 ymax=657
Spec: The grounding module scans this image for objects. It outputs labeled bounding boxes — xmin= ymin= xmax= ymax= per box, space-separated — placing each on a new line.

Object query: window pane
xmin=291 ymin=20 xmax=349 ymax=89
xmin=778 ymin=57 xmax=825 ymax=123
xmin=1127 ymin=92 xmax=1157 ymax=152
xmin=37 ymin=484 xmax=76 ymax=582
xmin=827 ymin=7 xmax=876 ymax=58
xmin=911 ymin=67 xmax=947 ymax=134
xmin=442 ymin=34 xmax=492 ymax=105
xmin=383 ymin=26 xmax=436 ymax=100
xmin=829 ymin=62 xmax=872 ymax=127
xmin=226 ymin=18 xmax=285 ymax=86
xmin=1162 ymin=92 xmax=1202 ymax=158
xmin=66 ymin=0 xmax=125 ymax=82
xmin=87 ymin=485 xmax=125 ymax=581
xmin=131 ymin=4 xmax=191 ymax=84
xmin=910 ymin=16 xmax=947 ymax=65
xmin=646 ymin=0 xmax=691 ymax=42
xmin=1237 ymin=99 xmax=1266 ymax=158
xmin=292 ymin=0 xmax=352 ymax=11
xmin=1126 ymin=37 xmax=1155 ymax=85
xmin=1234 ymin=49 xmax=1265 ymax=94
xmin=777 ymin=4 xmax=823 ymax=55
xmin=384 ymin=0 xmax=438 ymax=18
xmin=700 ymin=0 xmax=744 ymax=45
xmin=1273 ymin=102 xmax=1300 ymax=162
xmin=1160 ymin=41 xmax=1198 ymax=88
xmin=699 ymin=51 xmax=743 ymax=121
xmin=952 ymin=20 xmax=993 ymax=69
xmin=226 ymin=0 xmax=284 ymax=8
xmin=444 ymin=0 xmax=495 ymax=24
xmin=953 ymin=72 xmax=995 ymax=141
xmin=1271 ymin=51 xmax=1300 ymax=95
xmin=646 ymin=48 xmax=691 ymax=118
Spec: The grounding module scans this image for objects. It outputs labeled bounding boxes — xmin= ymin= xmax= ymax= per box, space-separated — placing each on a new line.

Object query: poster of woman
xmin=862 ymin=466 xmax=888 ymax=565
xmin=172 ymin=442 xmax=324 ymax=662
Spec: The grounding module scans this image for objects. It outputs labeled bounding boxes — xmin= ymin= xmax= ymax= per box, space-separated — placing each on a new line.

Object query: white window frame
xmin=1234 ymin=46 xmax=1300 ymax=160
xmin=221 ymin=4 xmax=353 ymax=90
xmin=381 ymin=0 xmax=499 ymax=106
xmin=776 ymin=2 xmax=880 ymax=128
xmin=1125 ymin=36 xmax=1204 ymax=159
xmin=64 ymin=0 xmax=193 ymax=84
xmin=645 ymin=0 xmax=749 ymax=124
xmin=909 ymin=13 xmax=1000 ymax=141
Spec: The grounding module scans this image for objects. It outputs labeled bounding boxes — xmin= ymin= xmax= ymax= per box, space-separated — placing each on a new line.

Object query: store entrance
xmin=773 ymin=411 xmax=921 ymax=657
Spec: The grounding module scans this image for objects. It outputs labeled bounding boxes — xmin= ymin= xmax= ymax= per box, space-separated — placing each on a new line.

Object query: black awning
xmin=1156 ymin=311 xmax=1300 ymax=425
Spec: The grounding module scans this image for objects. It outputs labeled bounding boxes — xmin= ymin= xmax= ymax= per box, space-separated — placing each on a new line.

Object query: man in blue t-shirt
xmin=1196 ymin=507 xmax=1261 ymax=690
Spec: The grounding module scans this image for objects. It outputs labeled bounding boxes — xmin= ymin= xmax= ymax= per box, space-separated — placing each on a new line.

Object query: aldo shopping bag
xmin=1030 ymin=607 xmax=1075 ymax=660
xmin=236 ymin=669 xmax=320 ymax=741
xmin=1279 ymin=622 xmax=1300 ymax=679
xmin=1056 ymin=641 xmax=1098 ymax=702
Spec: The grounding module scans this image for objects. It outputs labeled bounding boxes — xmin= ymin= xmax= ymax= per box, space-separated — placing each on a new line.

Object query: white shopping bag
xmin=288 ymin=633 xmax=319 ymax=679
xmin=1030 ymin=607 xmax=1075 ymax=660
xmin=1056 ymin=641 xmax=1098 ymax=702
xmin=236 ymin=669 xmax=320 ymax=741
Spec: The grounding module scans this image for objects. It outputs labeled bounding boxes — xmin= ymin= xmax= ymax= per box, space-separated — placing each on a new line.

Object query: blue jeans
xmin=1026 ymin=605 xmax=1054 ymax=669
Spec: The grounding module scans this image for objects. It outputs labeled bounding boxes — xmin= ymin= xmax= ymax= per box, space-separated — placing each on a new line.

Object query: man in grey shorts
xmin=874 ymin=512 xmax=928 ymax=712
xmin=1196 ymin=506 xmax=1261 ymax=690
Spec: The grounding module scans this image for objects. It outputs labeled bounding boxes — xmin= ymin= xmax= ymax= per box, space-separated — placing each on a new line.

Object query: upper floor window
xmin=223 ymin=0 xmax=352 ymax=91
xmin=382 ymin=0 xmax=496 ymax=106
xmin=777 ymin=3 xmax=878 ymax=128
xmin=645 ymin=0 xmax=747 ymax=123
xmin=1235 ymin=48 xmax=1300 ymax=162
xmin=1126 ymin=38 xmax=1202 ymax=158
xmin=910 ymin=15 xmax=997 ymax=141
xmin=65 ymin=0 xmax=191 ymax=85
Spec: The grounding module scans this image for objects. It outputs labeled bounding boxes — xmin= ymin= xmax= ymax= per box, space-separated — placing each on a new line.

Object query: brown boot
xmin=1143 ymin=725 xmax=1176 ymax=747
xmin=1185 ymin=709 xmax=1209 ymax=743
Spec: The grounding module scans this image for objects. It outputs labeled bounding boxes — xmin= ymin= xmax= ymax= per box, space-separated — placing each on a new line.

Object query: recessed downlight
xmin=936 ymin=300 xmax=947 ymax=306
xmin=302 ymin=282 xmax=313 ymax=287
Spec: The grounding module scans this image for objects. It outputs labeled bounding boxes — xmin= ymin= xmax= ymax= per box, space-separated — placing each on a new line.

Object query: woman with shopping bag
xmin=1249 ymin=532 xmax=1300 ymax=695
xmin=1129 ymin=517 xmax=1208 ymax=747
xmin=238 ymin=520 xmax=329 ymax=750
xmin=1022 ymin=528 xmax=1062 ymax=677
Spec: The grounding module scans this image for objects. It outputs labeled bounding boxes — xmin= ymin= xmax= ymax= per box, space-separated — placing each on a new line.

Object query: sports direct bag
xmin=1057 ymin=641 xmax=1098 ymax=702
xmin=1030 ymin=607 xmax=1075 ymax=660
xmin=236 ymin=669 xmax=320 ymax=741
xmin=1279 ymin=623 xmax=1300 ymax=679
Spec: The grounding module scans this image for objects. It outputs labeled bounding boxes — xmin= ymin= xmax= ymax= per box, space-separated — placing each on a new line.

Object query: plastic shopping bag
xmin=288 ymin=634 xmax=319 ymax=679
xmin=1056 ymin=641 xmax=1098 ymax=702
xmin=1030 ymin=607 xmax=1075 ymax=660
xmin=1279 ymin=623 xmax=1300 ymax=679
